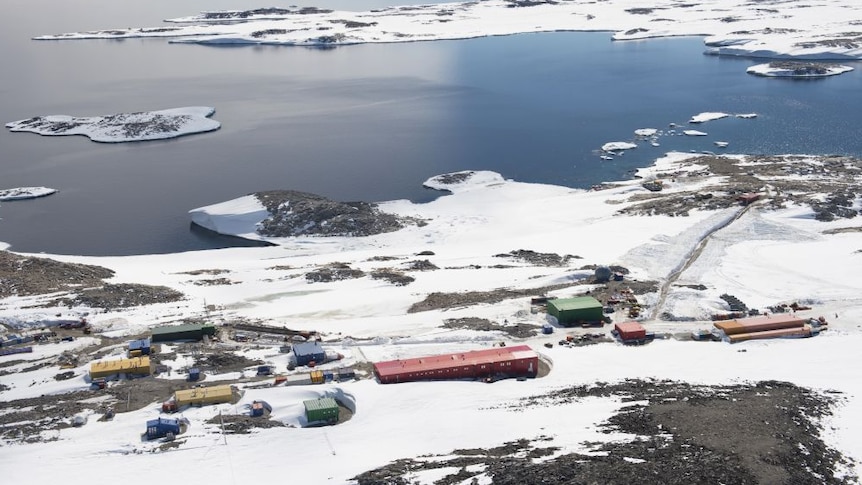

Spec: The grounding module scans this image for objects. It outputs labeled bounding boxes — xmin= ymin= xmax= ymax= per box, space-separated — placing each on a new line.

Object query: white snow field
xmin=2 ymin=153 xmax=862 ymax=483
xmin=3 ymin=1 xmax=862 ymax=481
xmin=30 ymin=0 xmax=862 ymax=62
xmin=5 ymin=106 xmax=220 ymax=143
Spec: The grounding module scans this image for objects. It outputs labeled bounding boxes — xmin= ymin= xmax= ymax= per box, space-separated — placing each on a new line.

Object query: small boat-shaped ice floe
xmin=0 ymin=187 xmax=58 ymax=201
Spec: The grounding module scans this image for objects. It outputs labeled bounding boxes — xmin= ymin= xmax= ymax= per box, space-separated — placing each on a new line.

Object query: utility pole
xmin=219 ymin=411 xmax=227 ymax=445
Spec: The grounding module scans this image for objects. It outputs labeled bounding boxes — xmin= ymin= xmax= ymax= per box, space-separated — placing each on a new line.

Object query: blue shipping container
xmin=146 ymin=417 xmax=180 ymax=440
xmin=188 ymin=368 xmax=201 ymax=381
xmin=257 ymin=365 xmax=272 ymax=376
xmin=0 ymin=346 xmax=33 ymax=357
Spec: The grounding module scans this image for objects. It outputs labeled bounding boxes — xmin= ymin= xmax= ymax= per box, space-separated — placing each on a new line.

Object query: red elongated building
xmin=374 ymin=345 xmax=539 ymax=384
xmin=713 ymin=314 xmax=806 ymax=336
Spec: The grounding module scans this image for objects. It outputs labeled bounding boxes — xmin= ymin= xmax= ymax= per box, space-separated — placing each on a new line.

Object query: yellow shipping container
xmin=90 ymin=356 xmax=152 ymax=379
xmin=175 ymin=384 xmax=235 ymax=407
xmin=310 ymin=370 xmax=325 ymax=384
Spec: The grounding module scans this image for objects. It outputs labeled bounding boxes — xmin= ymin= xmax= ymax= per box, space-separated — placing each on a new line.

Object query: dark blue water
xmin=2 ymin=0 xmax=861 ymax=256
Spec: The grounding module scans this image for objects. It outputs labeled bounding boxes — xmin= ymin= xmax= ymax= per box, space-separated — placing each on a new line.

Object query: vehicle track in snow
xmin=649 ymin=202 xmax=757 ymax=320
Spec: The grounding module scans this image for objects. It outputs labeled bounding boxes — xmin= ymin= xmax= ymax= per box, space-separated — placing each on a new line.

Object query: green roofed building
xmin=547 ymin=296 xmax=603 ymax=326
xmin=304 ymin=397 xmax=339 ymax=425
xmin=151 ymin=323 xmax=216 ymax=343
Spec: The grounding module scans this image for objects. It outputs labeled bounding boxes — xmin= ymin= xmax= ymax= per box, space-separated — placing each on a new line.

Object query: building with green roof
xmin=151 ymin=323 xmax=216 ymax=343
xmin=546 ymin=296 xmax=603 ymax=326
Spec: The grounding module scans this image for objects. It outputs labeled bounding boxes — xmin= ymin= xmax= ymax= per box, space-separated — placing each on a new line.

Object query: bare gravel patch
xmin=354 ymin=380 xmax=854 ymax=485
xmin=442 ymin=317 xmax=540 ymax=338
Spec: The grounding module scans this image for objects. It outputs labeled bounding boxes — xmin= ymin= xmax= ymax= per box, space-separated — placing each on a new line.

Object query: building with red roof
xmin=373 ymin=345 xmax=539 ymax=384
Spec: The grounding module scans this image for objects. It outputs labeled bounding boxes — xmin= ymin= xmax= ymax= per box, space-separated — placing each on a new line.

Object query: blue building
xmin=293 ymin=341 xmax=325 ymax=367
xmin=128 ymin=338 xmax=151 ymax=356
xmin=146 ymin=417 xmax=180 ymax=440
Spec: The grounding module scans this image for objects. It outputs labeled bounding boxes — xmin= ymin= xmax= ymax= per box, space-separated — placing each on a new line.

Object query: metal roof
xmin=303 ymin=397 xmax=338 ymax=411
xmin=615 ymin=321 xmax=645 ymax=332
xmin=128 ymin=338 xmax=150 ymax=350
xmin=151 ymin=323 xmax=212 ymax=335
xmin=373 ymin=345 xmax=538 ymax=378
xmin=729 ymin=314 xmax=805 ymax=326
xmin=90 ymin=356 xmax=151 ymax=374
xmin=547 ymin=296 xmax=602 ymax=312
xmin=147 ymin=417 xmax=179 ymax=427
xmin=293 ymin=341 xmax=324 ymax=356
xmin=174 ymin=384 xmax=233 ymax=403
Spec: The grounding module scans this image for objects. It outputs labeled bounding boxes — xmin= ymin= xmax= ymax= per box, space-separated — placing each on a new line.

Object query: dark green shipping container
xmin=304 ymin=397 xmax=339 ymax=424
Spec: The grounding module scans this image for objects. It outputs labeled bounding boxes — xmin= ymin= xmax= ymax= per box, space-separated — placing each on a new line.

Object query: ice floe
xmin=602 ymin=142 xmax=637 ymax=152
xmin=689 ymin=112 xmax=729 ymax=124
xmin=5 ymin=107 xmax=220 ymax=143
xmin=634 ymin=128 xmax=658 ymax=137
xmin=0 ymin=187 xmax=58 ymax=201
xmin=747 ymin=62 xmax=854 ymax=78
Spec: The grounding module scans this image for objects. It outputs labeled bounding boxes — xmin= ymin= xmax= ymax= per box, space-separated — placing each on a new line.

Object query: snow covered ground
xmin=2 ymin=151 xmax=862 ymax=483
xmin=3 ymin=1 xmax=862 ymax=481
xmin=5 ymin=106 xmax=220 ymax=143
xmin=30 ymin=0 xmax=862 ymax=62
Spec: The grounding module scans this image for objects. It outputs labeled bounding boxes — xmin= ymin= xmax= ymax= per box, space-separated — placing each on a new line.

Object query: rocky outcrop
xmin=254 ymin=190 xmax=420 ymax=238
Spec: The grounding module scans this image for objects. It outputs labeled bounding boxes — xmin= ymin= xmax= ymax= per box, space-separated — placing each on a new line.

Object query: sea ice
xmin=5 ymin=107 xmax=220 ymax=143
xmin=0 ymin=187 xmax=57 ymax=201
xmin=689 ymin=112 xmax=729 ymax=124
xmin=634 ymin=128 xmax=658 ymax=137
xmin=602 ymin=142 xmax=637 ymax=152
xmin=747 ymin=62 xmax=853 ymax=78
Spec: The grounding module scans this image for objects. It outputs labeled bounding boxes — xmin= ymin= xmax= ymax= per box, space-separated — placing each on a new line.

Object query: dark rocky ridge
xmin=0 ymin=250 xmax=184 ymax=308
xmin=254 ymin=190 xmax=423 ymax=238
xmin=354 ymin=380 xmax=855 ymax=485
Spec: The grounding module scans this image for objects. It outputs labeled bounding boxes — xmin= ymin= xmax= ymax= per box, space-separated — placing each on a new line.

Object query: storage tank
xmin=594 ymin=266 xmax=612 ymax=282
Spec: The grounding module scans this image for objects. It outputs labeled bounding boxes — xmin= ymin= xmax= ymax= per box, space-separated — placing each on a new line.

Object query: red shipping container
xmin=614 ymin=321 xmax=646 ymax=341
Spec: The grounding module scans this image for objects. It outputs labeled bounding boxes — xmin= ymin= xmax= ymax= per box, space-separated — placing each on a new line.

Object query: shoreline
xmin=1 ymin=149 xmax=861 ymax=482
xmin=31 ymin=0 xmax=862 ymax=62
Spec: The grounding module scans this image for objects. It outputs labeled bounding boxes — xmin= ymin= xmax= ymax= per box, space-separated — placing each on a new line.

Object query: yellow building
xmin=90 ymin=356 xmax=152 ymax=379
xmin=174 ymin=384 xmax=235 ymax=407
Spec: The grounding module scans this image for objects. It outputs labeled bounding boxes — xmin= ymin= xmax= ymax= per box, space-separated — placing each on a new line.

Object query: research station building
xmin=151 ymin=323 xmax=216 ymax=343
xmin=373 ymin=345 xmax=539 ymax=384
xmin=546 ymin=296 xmax=604 ymax=326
